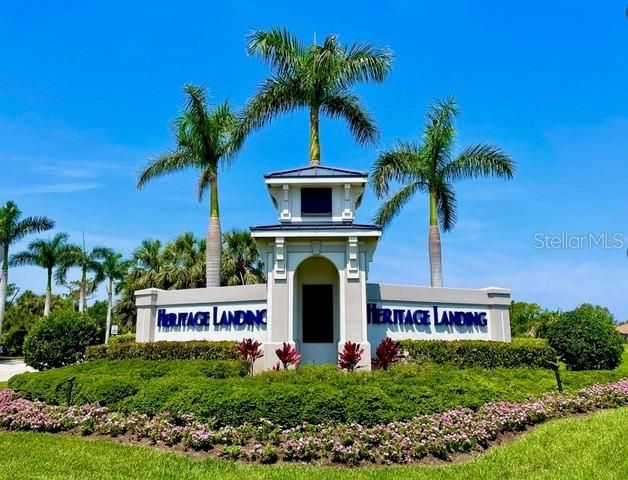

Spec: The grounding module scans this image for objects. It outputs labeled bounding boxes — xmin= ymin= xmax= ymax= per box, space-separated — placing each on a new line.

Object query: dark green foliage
xmin=0 ymin=290 xmax=75 ymax=356
xmin=23 ymin=312 xmax=103 ymax=370
xmin=0 ymin=324 xmax=28 ymax=356
xmin=546 ymin=304 xmax=624 ymax=371
xmin=108 ymin=333 xmax=136 ymax=345
xmin=9 ymin=358 xmax=613 ymax=428
xmin=8 ymin=359 xmax=248 ymax=406
xmin=399 ymin=338 xmax=557 ymax=369
xmin=85 ymin=340 xmax=238 ymax=361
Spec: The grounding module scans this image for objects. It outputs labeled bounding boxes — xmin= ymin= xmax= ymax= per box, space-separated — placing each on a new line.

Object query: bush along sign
xmin=135 ymin=166 xmax=512 ymax=371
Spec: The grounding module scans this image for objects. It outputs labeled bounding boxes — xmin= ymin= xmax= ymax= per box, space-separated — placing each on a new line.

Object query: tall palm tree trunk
xmin=105 ymin=278 xmax=113 ymax=343
xmin=309 ymin=106 xmax=321 ymax=166
xmin=44 ymin=268 xmax=52 ymax=317
xmin=0 ymin=246 xmax=8 ymax=335
xmin=206 ymin=178 xmax=222 ymax=287
xmin=428 ymin=191 xmax=443 ymax=288
xmin=78 ymin=267 xmax=86 ymax=313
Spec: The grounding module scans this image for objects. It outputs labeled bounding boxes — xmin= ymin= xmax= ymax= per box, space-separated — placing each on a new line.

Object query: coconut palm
xmin=0 ymin=201 xmax=54 ymax=334
xmin=241 ymin=27 xmax=393 ymax=165
xmin=9 ymin=233 xmax=74 ymax=316
xmin=221 ymin=229 xmax=265 ymax=286
xmin=100 ymin=250 xmax=130 ymax=343
xmin=59 ymin=243 xmax=109 ymax=312
xmin=371 ymin=97 xmax=515 ymax=287
xmin=138 ymin=85 xmax=241 ymax=288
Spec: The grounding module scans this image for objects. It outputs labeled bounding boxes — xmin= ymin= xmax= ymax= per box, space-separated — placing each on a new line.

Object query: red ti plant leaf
xmin=236 ymin=338 xmax=263 ymax=375
xmin=338 ymin=341 xmax=364 ymax=372
xmin=372 ymin=337 xmax=401 ymax=370
xmin=275 ymin=342 xmax=301 ymax=370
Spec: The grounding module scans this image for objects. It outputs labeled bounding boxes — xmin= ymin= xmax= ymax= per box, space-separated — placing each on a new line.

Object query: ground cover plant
xmin=8 ymin=349 xmax=628 ymax=427
xmin=1 ymin=408 xmax=626 ymax=479
xmin=1 ymin=380 xmax=627 ymax=466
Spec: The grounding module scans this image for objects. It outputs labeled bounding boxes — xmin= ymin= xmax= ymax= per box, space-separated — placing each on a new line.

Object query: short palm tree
xmin=60 ymin=242 xmax=108 ymax=312
xmin=100 ymin=250 xmax=130 ymax=343
xmin=0 ymin=201 xmax=54 ymax=333
xmin=10 ymin=232 xmax=74 ymax=316
xmin=130 ymin=239 xmax=164 ymax=290
xmin=371 ymin=97 xmax=515 ymax=287
xmin=241 ymin=27 xmax=393 ymax=165
xmin=221 ymin=230 xmax=265 ymax=286
xmin=138 ymin=85 xmax=241 ymax=287
xmin=159 ymin=232 xmax=206 ymax=289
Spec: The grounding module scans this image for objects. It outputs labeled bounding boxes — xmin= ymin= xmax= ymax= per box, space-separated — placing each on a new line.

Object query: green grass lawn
xmin=0 ymin=408 xmax=626 ymax=479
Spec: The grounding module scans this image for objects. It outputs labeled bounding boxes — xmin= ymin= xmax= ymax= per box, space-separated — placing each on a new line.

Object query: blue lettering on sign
xmin=367 ymin=304 xmax=487 ymax=327
xmin=158 ymin=308 xmax=267 ymax=329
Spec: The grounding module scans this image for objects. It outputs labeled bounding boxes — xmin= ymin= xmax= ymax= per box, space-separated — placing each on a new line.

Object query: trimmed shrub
xmin=399 ymin=338 xmax=557 ymax=369
xmin=23 ymin=312 xmax=102 ymax=370
xmin=8 ymin=359 xmax=248 ymax=406
xmin=85 ymin=340 xmax=238 ymax=361
xmin=546 ymin=304 xmax=624 ymax=371
xmin=108 ymin=333 xmax=136 ymax=345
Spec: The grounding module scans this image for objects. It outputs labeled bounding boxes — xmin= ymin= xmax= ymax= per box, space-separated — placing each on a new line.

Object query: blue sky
xmin=2 ymin=1 xmax=627 ymax=319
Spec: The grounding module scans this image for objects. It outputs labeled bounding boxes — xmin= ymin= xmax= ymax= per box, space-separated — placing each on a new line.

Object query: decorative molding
xmin=342 ymin=183 xmax=353 ymax=220
xmin=280 ymin=184 xmax=291 ymax=220
xmin=347 ymin=236 xmax=359 ymax=279
xmin=274 ymin=237 xmax=286 ymax=280
xmin=311 ymin=240 xmax=321 ymax=256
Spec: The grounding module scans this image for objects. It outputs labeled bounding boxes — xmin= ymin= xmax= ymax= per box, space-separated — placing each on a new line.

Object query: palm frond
xmin=373 ymin=181 xmax=424 ymax=229
xmin=370 ymin=142 xmax=422 ymax=197
xmin=11 ymin=216 xmax=55 ymax=243
xmin=137 ymin=151 xmax=195 ymax=190
xmin=246 ymin=27 xmax=304 ymax=75
xmin=8 ymin=251 xmax=38 ymax=267
xmin=197 ymin=167 xmax=215 ymax=201
xmin=434 ymin=180 xmax=457 ymax=231
xmin=338 ymin=42 xmax=393 ymax=86
xmin=321 ymin=91 xmax=378 ymax=145
xmin=423 ymin=96 xmax=459 ymax=170
xmin=239 ymin=76 xmax=305 ymax=135
xmin=443 ymin=144 xmax=516 ymax=181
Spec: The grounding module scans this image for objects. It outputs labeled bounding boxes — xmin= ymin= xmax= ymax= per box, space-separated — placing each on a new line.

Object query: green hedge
xmin=108 ymin=333 xmax=136 ymax=345
xmin=8 ymin=359 xmax=248 ymax=406
xmin=399 ymin=338 xmax=557 ymax=369
xmin=85 ymin=340 xmax=238 ymax=361
xmin=8 ymin=359 xmax=580 ymax=427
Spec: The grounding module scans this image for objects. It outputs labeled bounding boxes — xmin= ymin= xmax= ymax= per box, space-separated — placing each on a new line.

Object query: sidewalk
xmin=0 ymin=358 xmax=35 ymax=382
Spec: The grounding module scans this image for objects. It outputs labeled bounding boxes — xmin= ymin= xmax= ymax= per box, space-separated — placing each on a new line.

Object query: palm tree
xmin=159 ymin=232 xmax=206 ymax=289
xmin=138 ymin=85 xmax=241 ymax=287
xmin=60 ymin=242 xmax=109 ymax=312
xmin=130 ymin=239 xmax=164 ymax=290
xmin=100 ymin=250 xmax=130 ymax=343
xmin=9 ymin=233 xmax=74 ymax=316
xmin=371 ymin=97 xmax=515 ymax=287
xmin=221 ymin=230 xmax=265 ymax=286
xmin=241 ymin=27 xmax=393 ymax=165
xmin=0 ymin=201 xmax=54 ymax=334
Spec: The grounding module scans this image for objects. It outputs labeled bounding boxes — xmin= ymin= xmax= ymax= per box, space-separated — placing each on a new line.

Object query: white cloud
xmin=0 ymin=182 xmax=102 ymax=195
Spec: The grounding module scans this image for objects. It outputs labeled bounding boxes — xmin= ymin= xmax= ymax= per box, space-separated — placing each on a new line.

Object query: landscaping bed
xmin=1 ymin=379 xmax=627 ymax=465
xmin=7 ymin=351 xmax=628 ymax=427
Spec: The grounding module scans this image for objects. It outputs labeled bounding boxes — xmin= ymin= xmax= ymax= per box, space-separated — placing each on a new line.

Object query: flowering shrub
xmin=372 ymin=338 xmax=401 ymax=370
xmin=1 ymin=379 xmax=627 ymax=465
xmin=338 ymin=341 xmax=364 ymax=372
xmin=236 ymin=339 xmax=263 ymax=375
xmin=275 ymin=343 xmax=301 ymax=370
